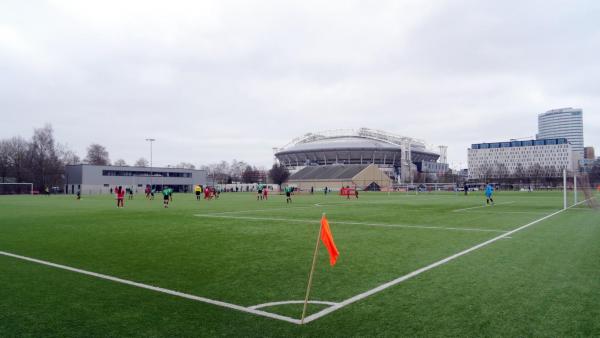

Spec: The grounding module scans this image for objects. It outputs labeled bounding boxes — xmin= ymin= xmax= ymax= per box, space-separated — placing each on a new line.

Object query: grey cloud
xmin=1 ymin=0 xmax=598 ymax=167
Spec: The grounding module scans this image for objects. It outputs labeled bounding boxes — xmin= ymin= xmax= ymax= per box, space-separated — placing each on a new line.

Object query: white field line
xmin=196 ymin=214 xmax=508 ymax=233
xmin=0 ymin=250 xmax=301 ymax=325
xmin=201 ymin=205 xmax=316 ymax=216
xmin=458 ymin=210 xmax=551 ymax=215
xmin=452 ymin=201 xmax=515 ymax=212
xmin=249 ymin=300 xmax=337 ymax=310
xmin=313 ymin=195 xmax=467 ymax=207
xmin=300 ymin=199 xmax=590 ymax=324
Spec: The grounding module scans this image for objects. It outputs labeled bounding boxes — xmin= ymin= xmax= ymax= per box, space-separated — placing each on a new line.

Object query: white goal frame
xmin=0 ymin=182 xmax=34 ymax=195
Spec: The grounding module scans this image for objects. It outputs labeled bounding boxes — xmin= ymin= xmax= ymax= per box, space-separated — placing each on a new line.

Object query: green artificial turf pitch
xmin=1 ymin=191 xmax=599 ymax=336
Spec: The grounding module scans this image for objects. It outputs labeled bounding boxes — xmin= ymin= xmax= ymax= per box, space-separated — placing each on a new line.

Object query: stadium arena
xmin=274 ymin=128 xmax=448 ymax=182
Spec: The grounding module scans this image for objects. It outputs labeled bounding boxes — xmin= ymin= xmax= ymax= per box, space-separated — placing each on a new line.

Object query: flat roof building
xmin=468 ymin=138 xmax=574 ymax=180
xmin=65 ymin=164 xmax=207 ymax=195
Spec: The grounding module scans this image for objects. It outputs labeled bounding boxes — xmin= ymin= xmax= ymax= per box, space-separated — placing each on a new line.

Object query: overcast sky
xmin=1 ymin=0 xmax=598 ymax=168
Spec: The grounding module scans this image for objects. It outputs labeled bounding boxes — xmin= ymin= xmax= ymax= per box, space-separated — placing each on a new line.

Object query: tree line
xmin=0 ymin=124 xmax=291 ymax=189
xmin=475 ymin=162 xmax=600 ymax=186
xmin=200 ymin=160 xmax=290 ymax=186
xmin=0 ymin=125 xmax=75 ymax=189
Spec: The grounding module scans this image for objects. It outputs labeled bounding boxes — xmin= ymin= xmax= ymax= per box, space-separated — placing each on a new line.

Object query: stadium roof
xmin=277 ymin=128 xmax=432 ymax=152
xmin=280 ymin=137 xmax=401 ymax=153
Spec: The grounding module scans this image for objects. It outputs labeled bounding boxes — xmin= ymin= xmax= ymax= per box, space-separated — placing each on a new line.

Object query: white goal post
xmin=0 ymin=183 xmax=34 ymax=195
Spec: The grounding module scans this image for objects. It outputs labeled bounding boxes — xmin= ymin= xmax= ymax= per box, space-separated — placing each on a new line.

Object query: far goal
xmin=0 ymin=183 xmax=34 ymax=195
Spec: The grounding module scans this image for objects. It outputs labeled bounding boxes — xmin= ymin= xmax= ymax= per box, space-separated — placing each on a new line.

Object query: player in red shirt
xmin=116 ymin=186 xmax=125 ymax=208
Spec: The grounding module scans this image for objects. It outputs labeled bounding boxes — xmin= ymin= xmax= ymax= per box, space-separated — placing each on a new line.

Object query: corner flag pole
xmin=301 ymin=213 xmax=324 ymax=324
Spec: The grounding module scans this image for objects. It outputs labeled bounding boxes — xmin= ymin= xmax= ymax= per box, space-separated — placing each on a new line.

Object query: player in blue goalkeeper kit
xmin=485 ymin=184 xmax=495 ymax=205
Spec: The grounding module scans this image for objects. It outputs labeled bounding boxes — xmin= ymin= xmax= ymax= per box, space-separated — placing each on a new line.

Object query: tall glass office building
xmin=537 ymin=107 xmax=584 ymax=160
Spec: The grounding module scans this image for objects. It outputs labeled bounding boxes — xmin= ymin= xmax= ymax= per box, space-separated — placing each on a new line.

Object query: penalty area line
xmin=0 ymin=250 xmax=301 ymax=325
xmin=301 ymin=199 xmax=590 ymax=324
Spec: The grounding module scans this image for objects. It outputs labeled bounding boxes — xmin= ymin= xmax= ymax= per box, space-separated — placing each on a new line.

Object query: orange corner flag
xmin=320 ymin=215 xmax=339 ymax=266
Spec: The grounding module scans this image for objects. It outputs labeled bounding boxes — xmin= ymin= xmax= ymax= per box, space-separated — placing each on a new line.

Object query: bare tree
xmin=268 ymin=164 xmax=290 ymax=187
xmin=230 ymin=159 xmax=249 ymax=182
xmin=174 ymin=162 xmax=195 ymax=169
xmin=482 ymin=164 xmax=494 ymax=183
xmin=58 ymin=145 xmax=80 ymax=166
xmin=30 ymin=124 xmax=63 ymax=189
xmin=0 ymin=140 xmax=10 ymax=182
xmin=528 ymin=164 xmax=544 ymax=186
xmin=514 ymin=162 xmax=526 ymax=184
xmin=134 ymin=158 xmax=149 ymax=167
xmin=241 ymin=165 xmax=258 ymax=183
xmin=85 ymin=144 xmax=110 ymax=165
xmin=4 ymin=136 xmax=31 ymax=183
xmin=113 ymin=159 xmax=128 ymax=166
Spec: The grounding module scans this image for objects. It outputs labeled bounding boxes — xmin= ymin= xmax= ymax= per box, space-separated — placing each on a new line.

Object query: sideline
xmin=300 ymin=199 xmax=590 ymax=324
xmin=0 ymin=250 xmax=301 ymax=325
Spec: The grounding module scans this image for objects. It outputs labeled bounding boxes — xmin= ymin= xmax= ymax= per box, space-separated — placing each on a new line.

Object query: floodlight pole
xmin=146 ymin=138 xmax=156 ymax=189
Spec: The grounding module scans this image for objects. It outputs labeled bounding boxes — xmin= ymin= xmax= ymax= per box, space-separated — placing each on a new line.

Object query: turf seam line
xmin=0 ymin=250 xmax=302 ymax=325
xmin=452 ymin=201 xmax=515 ymax=212
xmin=196 ymin=214 xmax=508 ymax=233
xmin=300 ymin=199 xmax=591 ymax=324
xmin=201 ymin=205 xmax=316 ymax=215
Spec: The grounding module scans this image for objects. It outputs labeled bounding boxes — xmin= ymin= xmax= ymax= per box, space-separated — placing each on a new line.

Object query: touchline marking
xmin=197 ymin=214 xmax=508 ymax=233
xmin=300 ymin=199 xmax=590 ymax=324
xmin=1 ymin=200 xmax=589 ymax=326
xmin=458 ymin=210 xmax=552 ymax=215
xmin=452 ymin=201 xmax=515 ymax=212
xmin=0 ymin=250 xmax=301 ymax=325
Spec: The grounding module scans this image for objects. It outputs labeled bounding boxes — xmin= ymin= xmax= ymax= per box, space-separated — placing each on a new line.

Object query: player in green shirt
xmin=162 ymin=187 xmax=172 ymax=208
xmin=285 ymin=186 xmax=293 ymax=204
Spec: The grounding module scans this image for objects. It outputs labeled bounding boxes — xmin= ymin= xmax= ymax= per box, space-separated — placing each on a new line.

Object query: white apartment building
xmin=538 ymin=107 xmax=584 ymax=161
xmin=468 ymin=138 xmax=573 ymax=180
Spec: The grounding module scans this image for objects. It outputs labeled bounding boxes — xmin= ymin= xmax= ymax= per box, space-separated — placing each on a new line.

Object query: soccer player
xmin=128 ymin=187 xmax=134 ymax=200
xmin=485 ymin=183 xmax=495 ymax=206
xmin=162 ymin=187 xmax=171 ymax=208
xmin=263 ymin=186 xmax=268 ymax=200
xmin=116 ymin=186 xmax=125 ymax=208
xmin=354 ymin=186 xmax=359 ymax=199
xmin=76 ymin=188 xmax=81 ymax=200
xmin=257 ymin=184 xmax=263 ymax=201
xmin=285 ymin=186 xmax=293 ymax=204
xmin=195 ymin=185 xmax=201 ymax=200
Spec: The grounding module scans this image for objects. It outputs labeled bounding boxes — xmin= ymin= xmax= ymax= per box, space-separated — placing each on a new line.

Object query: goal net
xmin=0 ymin=183 xmax=34 ymax=195
xmin=577 ymin=174 xmax=599 ymax=209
